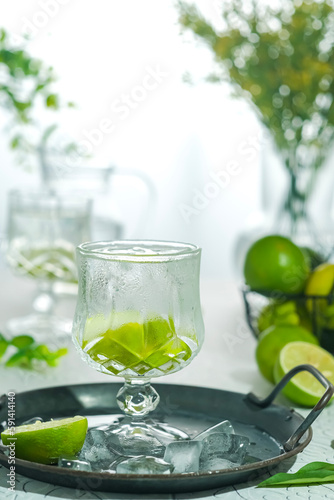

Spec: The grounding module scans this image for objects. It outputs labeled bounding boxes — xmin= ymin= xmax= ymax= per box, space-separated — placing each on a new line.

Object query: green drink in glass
xmin=72 ymin=240 xmax=204 ymax=448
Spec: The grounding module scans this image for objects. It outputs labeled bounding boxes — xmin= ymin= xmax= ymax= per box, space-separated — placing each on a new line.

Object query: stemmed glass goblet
xmin=72 ymin=240 xmax=204 ymax=449
xmin=5 ymin=190 xmax=92 ymax=341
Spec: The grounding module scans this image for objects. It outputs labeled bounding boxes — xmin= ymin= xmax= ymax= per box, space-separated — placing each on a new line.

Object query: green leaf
xmin=10 ymin=335 xmax=34 ymax=349
xmin=46 ymin=93 xmax=59 ymax=108
xmin=0 ymin=334 xmax=9 ymax=360
xmin=0 ymin=331 xmax=68 ymax=370
xmin=32 ymin=344 xmax=50 ymax=358
xmin=258 ymin=462 xmax=334 ymax=487
xmin=0 ymin=341 xmax=8 ymax=359
xmin=5 ymin=350 xmax=30 ymax=367
xmin=32 ymin=345 xmax=68 ymax=366
xmin=45 ymin=347 xmax=68 ymax=366
xmin=0 ymin=333 xmax=8 ymax=343
xmin=10 ymin=135 xmax=21 ymax=149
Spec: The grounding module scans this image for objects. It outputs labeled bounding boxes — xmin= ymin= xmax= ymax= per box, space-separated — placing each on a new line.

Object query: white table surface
xmin=0 ymin=266 xmax=334 ymax=500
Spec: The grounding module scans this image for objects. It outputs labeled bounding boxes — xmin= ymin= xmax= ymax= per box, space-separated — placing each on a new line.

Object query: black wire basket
xmin=242 ymin=286 xmax=334 ymax=354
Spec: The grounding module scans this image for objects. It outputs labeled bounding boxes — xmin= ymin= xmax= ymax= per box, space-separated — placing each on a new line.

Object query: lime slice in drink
xmin=1 ymin=416 xmax=88 ymax=464
xmin=144 ymin=316 xmax=175 ymax=350
xmin=84 ymin=314 xmax=196 ymax=376
xmin=82 ymin=311 xmax=142 ymax=347
xmin=256 ymin=325 xmax=318 ymax=383
xmin=145 ymin=337 xmax=192 ymax=369
xmin=274 ymin=341 xmax=334 ymax=406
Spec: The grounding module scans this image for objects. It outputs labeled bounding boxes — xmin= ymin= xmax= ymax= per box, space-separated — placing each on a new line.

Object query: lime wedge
xmin=84 ymin=313 xmax=196 ymax=376
xmin=82 ymin=311 xmax=142 ymax=346
xmin=274 ymin=341 xmax=334 ymax=406
xmin=1 ymin=416 xmax=88 ymax=464
xmin=145 ymin=337 xmax=192 ymax=369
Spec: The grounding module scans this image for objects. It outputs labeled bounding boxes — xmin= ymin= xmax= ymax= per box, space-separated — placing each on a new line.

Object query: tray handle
xmin=246 ymin=364 xmax=334 ymax=451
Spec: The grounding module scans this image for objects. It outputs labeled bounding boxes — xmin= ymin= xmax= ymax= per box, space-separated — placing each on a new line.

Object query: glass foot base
xmin=6 ymin=313 xmax=72 ymax=346
xmin=99 ymin=416 xmax=189 ymax=456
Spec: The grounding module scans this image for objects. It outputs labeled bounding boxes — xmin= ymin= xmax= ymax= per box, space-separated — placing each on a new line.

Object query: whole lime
xmin=257 ymin=300 xmax=300 ymax=333
xmin=305 ymin=263 xmax=334 ymax=312
xmin=256 ymin=324 xmax=319 ymax=383
xmin=244 ymin=235 xmax=309 ymax=294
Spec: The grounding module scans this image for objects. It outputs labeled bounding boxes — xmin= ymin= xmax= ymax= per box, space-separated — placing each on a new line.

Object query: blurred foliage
xmin=0 ymin=28 xmax=77 ymax=169
xmin=0 ymin=333 xmax=67 ymax=370
xmin=178 ymin=0 xmax=334 ymax=174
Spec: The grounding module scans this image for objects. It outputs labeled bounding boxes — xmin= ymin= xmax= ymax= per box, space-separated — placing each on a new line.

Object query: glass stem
xmin=116 ymin=379 xmax=160 ymax=418
xmin=32 ymin=280 xmax=55 ymax=315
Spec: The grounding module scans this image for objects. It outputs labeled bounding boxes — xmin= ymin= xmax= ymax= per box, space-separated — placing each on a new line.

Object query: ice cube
xmin=80 ymin=444 xmax=119 ymax=471
xmin=58 ymin=457 xmax=91 ymax=471
xmin=164 ymin=440 xmax=203 ymax=473
xmin=106 ymin=455 xmax=128 ymax=472
xmin=116 ymin=429 xmax=165 ymax=457
xmin=80 ymin=427 xmax=166 ymax=468
xmin=199 ymin=433 xmax=249 ymax=472
xmin=81 ymin=428 xmax=123 ymax=455
xmin=113 ymin=435 xmax=165 ymax=458
xmin=94 ymin=429 xmax=124 ymax=455
xmin=111 ymin=432 xmax=165 ymax=458
xmin=87 ymin=428 xmax=107 ymax=446
xmin=79 ymin=429 xmax=122 ymax=471
xmin=195 ymin=420 xmax=234 ymax=441
xmin=200 ymin=457 xmax=236 ymax=471
xmin=21 ymin=417 xmax=44 ymax=425
xmin=116 ymin=456 xmax=173 ymax=475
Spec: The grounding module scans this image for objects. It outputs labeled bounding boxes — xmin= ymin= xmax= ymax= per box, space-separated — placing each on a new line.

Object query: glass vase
xmin=234 ymin=139 xmax=334 ymax=275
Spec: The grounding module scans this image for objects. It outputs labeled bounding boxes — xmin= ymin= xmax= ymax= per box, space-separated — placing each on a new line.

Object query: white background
xmin=0 ymin=0 xmax=263 ymax=279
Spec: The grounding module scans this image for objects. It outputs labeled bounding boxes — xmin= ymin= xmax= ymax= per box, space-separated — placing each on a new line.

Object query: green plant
xmin=178 ymin=0 xmax=334 ymax=232
xmin=0 ymin=333 xmax=67 ymax=369
xmin=258 ymin=461 xmax=334 ymax=487
xmin=0 ymin=28 xmax=76 ymax=170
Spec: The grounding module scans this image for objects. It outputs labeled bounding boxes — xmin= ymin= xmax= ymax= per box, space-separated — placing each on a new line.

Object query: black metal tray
xmin=0 ymin=365 xmax=333 ymax=494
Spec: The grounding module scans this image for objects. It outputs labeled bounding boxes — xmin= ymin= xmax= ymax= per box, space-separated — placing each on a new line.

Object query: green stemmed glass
xmin=72 ymin=240 xmax=204 ymax=450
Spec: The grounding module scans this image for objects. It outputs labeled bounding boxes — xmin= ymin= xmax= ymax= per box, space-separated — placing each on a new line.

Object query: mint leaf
xmin=0 ymin=334 xmax=9 ymax=359
xmin=0 ymin=332 xmax=67 ymax=370
xmin=6 ymin=349 xmax=30 ymax=368
xmin=43 ymin=347 xmax=68 ymax=367
xmin=10 ymin=335 xmax=34 ymax=349
xmin=258 ymin=462 xmax=334 ymax=487
xmin=30 ymin=344 xmax=67 ymax=367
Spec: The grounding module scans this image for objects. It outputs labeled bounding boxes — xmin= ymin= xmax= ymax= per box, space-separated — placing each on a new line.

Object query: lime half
xmin=256 ymin=325 xmax=318 ymax=383
xmin=274 ymin=341 xmax=334 ymax=407
xmin=1 ymin=416 xmax=88 ymax=464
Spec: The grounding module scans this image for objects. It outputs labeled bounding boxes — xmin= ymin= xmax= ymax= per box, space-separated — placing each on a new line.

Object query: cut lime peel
xmin=274 ymin=341 xmax=334 ymax=406
xmin=5 ymin=416 xmax=84 ymax=435
xmin=1 ymin=416 xmax=88 ymax=465
xmin=82 ymin=314 xmax=197 ymax=376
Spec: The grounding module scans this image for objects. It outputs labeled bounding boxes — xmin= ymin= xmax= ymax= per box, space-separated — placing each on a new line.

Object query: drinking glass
xmin=72 ymin=240 xmax=204 ymax=447
xmin=6 ymin=190 xmax=92 ymax=340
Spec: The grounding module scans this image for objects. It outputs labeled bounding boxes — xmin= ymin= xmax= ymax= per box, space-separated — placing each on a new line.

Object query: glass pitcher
xmin=39 ymin=145 xmax=156 ymax=240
